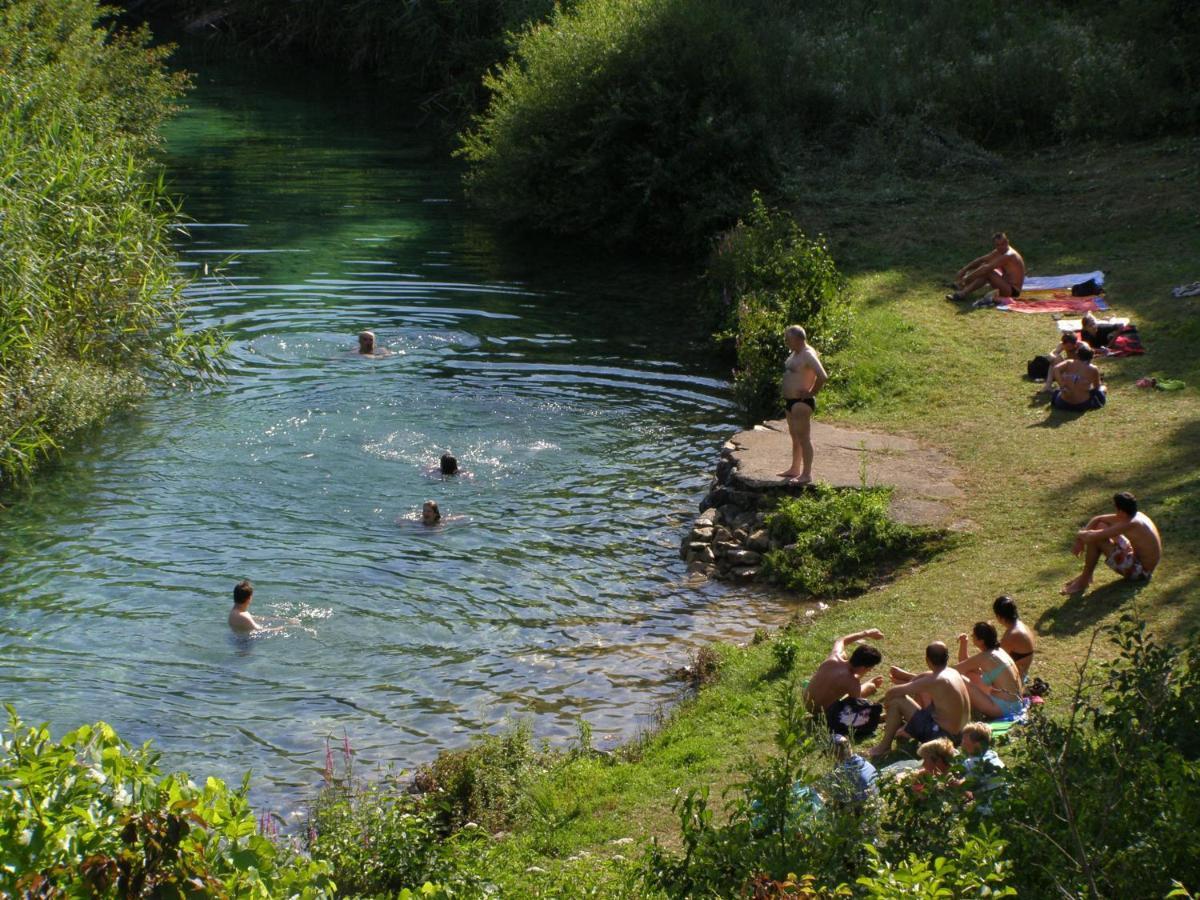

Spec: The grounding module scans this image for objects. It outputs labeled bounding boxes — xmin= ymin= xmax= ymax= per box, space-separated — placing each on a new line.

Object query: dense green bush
xmin=459 ymin=0 xmax=811 ymax=252
xmin=0 ymin=0 xmax=219 ymax=486
xmin=708 ymin=195 xmax=851 ymax=424
xmin=762 ymin=486 xmax=941 ymax=598
xmin=0 ymin=709 xmax=333 ymax=897
xmin=150 ymin=0 xmax=561 ymax=118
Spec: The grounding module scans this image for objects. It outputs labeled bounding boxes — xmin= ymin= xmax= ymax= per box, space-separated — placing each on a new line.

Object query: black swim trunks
xmin=785 ymin=396 xmax=815 ymax=413
xmin=906 ymin=704 xmax=961 ymax=745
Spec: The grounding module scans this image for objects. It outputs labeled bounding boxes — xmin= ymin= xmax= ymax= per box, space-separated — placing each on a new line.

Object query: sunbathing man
xmin=1062 ymin=491 xmax=1162 ymax=595
xmin=803 ymin=628 xmax=885 ymax=734
xmin=947 ymin=232 xmax=1026 ymax=303
xmin=1046 ymin=345 xmax=1106 ymax=411
xmin=867 ymin=641 xmax=971 ymax=760
xmin=778 ymin=325 xmax=828 ymax=484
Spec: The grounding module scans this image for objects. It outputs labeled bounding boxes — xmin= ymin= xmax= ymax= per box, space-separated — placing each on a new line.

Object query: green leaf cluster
xmin=761 ymin=486 xmax=942 ymax=598
xmin=0 ymin=708 xmax=333 ymax=897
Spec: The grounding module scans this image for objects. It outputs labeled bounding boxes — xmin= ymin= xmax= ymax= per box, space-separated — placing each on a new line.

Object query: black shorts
xmin=785 ymin=396 xmax=815 ymax=413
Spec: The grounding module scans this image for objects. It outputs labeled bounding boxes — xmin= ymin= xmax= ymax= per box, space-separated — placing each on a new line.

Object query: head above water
xmin=926 ymin=641 xmax=949 ymax=670
xmin=972 ymin=621 xmax=1000 ymax=650
xmin=421 ymin=500 xmax=441 ymax=525
xmin=233 ymin=580 xmax=253 ymax=605
xmin=440 ymin=453 xmax=458 ymax=475
xmin=358 ymin=330 xmax=376 ymax=353
xmin=784 ymin=324 xmax=807 ymax=350
xmin=993 ymin=595 xmax=1019 ymax=624
xmin=849 ymin=645 xmax=882 ymax=672
xmin=1113 ymin=491 xmax=1138 ymax=519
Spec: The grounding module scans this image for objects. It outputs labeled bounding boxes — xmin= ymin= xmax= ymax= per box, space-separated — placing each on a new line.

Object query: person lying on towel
xmin=1044 ymin=345 xmax=1106 ymax=411
xmin=804 ymin=629 xmax=885 ymax=739
xmin=947 ymin=232 xmax=1026 ymax=302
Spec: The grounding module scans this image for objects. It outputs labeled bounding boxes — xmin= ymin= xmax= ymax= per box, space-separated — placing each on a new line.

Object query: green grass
xmin=442 ymin=136 xmax=1200 ymax=894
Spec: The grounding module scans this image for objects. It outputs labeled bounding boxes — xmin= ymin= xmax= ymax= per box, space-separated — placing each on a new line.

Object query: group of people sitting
xmin=1037 ymin=310 xmax=1130 ymax=412
xmin=802 ymin=596 xmax=1033 ymax=763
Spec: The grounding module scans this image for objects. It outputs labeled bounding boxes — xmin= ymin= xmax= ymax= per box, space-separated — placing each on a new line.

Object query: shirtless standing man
xmin=778 ymin=325 xmax=828 ymax=484
xmin=803 ymin=628 xmax=885 ymax=717
xmin=947 ymin=232 xmax=1026 ymax=303
xmin=1062 ymin=491 xmax=1162 ymax=595
xmin=867 ymin=641 xmax=971 ymax=760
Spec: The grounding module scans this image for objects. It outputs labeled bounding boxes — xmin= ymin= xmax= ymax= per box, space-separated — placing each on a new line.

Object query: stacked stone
xmin=680 ymin=441 xmax=805 ymax=582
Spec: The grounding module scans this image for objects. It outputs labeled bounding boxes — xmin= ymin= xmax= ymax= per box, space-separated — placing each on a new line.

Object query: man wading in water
xmin=778 ymin=324 xmax=827 ymax=484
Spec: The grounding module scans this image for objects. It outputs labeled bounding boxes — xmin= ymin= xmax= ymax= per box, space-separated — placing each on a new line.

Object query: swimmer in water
xmin=356 ymin=330 xmax=393 ymax=358
xmin=421 ymin=500 xmax=442 ymax=525
xmin=228 ymin=580 xmax=294 ymax=634
xmin=440 ymin=453 xmax=458 ymax=475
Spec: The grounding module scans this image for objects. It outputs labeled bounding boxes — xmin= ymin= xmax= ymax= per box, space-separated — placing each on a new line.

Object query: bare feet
xmin=788 ymin=475 xmax=813 ymax=485
xmin=777 ymin=469 xmax=801 ymax=479
xmin=1061 ymin=575 xmax=1092 ymax=596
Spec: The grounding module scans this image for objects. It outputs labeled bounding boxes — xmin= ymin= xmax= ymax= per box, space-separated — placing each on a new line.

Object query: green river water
xmin=0 ymin=54 xmax=790 ymax=812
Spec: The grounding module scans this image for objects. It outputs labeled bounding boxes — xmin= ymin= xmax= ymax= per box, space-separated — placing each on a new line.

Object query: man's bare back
xmin=924 ymin=667 xmax=971 ymax=734
xmin=803 ymin=629 xmax=884 ymax=713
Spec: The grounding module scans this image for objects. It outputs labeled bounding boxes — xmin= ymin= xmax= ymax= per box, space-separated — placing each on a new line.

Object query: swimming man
xmin=357 ymin=331 xmax=393 ymax=358
xmin=228 ymin=580 xmax=286 ymax=634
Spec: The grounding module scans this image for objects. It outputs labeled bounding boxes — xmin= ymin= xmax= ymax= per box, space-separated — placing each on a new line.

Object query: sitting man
xmin=867 ymin=641 xmax=971 ymax=760
xmin=1062 ymin=491 xmax=1162 ymax=595
xmin=803 ymin=628 xmax=885 ymax=738
xmin=1046 ymin=345 xmax=1106 ymax=411
xmin=947 ymin=232 xmax=1026 ymax=304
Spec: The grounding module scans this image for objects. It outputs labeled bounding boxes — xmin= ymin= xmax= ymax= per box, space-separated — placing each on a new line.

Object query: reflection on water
xmin=0 ymin=54 xmax=799 ymax=809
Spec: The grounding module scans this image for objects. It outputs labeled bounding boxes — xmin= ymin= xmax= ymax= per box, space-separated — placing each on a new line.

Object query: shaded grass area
xmin=452 ymin=137 xmax=1200 ymax=893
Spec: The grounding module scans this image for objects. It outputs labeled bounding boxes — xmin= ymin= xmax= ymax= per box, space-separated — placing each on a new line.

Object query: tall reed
xmin=0 ymin=0 xmax=214 ymax=487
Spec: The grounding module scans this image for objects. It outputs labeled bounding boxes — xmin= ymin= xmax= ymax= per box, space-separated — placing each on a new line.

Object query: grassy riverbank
xmin=425 ymin=136 xmax=1200 ymax=894
xmin=0 ymin=1 xmax=212 ymax=490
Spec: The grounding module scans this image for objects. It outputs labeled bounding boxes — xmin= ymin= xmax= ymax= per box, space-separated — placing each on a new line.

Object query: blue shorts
xmin=907 ymin=705 xmax=960 ymax=744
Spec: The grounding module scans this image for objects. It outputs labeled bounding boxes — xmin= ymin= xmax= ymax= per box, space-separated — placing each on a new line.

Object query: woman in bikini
xmin=993 ymin=595 xmax=1035 ymax=680
xmin=1048 ymin=345 xmax=1105 ymax=411
xmin=954 ymin=622 xmax=1024 ymax=720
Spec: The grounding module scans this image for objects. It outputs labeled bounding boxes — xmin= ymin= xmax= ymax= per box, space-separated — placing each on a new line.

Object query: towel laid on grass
xmin=1022 ymin=270 xmax=1105 ymax=292
xmin=997 ymin=293 xmax=1110 ymax=314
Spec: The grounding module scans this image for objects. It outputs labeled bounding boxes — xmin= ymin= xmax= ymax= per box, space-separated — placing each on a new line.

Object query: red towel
xmin=997 ymin=295 xmax=1108 ymax=314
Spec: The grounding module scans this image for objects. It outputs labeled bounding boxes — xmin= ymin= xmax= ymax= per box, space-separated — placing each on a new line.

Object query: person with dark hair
xmin=947 ymin=232 xmax=1026 ymax=303
xmin=993 ymin=596 xmax=1035 ymax=679
xmin=868 ymin=641 xmax=971 ymax=760
xmin=228 ymin=580 xmax=287 ymax=634
xmin=955 ymin=622 xmax=1023 ymax=720
xmin=421 ymin=500 xmax=442 ymax=526
xmin=804 ymin=629 xmax=885 ymax=737
xmin=439 ymin=453 xmax=459 ymax=476
xmin=1062 ymin=492 xmax=1162 ymax=595
xmin=1047 ymin=344 xmax=1106 ymax=411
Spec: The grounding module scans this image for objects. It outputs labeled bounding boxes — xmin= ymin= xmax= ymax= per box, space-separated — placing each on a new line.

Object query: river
xmin=0 ymin=53 xmax=787 ymax=812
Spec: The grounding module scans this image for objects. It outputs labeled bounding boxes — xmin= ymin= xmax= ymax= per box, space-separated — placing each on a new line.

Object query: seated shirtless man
xmin=947 ymin=232 xmax=1026 ymax=303
xmin=1062 ymin=491 xmax=1162 ymax=595
xmin=867 ymin=641 xmax=971 ymax=760
xmin=803 ymin=628 xmax=885 ymax=731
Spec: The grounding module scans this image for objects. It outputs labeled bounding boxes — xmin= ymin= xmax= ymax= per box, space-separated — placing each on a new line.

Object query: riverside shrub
xmin=458 ymin=0 xmax=812 ymax=252
xmin=0 ymin=710 xmax=333 ymax=897
xmin=709 ymin=194 xmax=851 ymax=425
xmin=0 ymin=0 xmax=219 ymax=486
xmin=761 ymin=487 xmax=938 ymax=598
